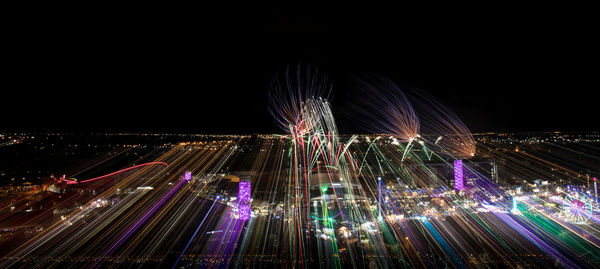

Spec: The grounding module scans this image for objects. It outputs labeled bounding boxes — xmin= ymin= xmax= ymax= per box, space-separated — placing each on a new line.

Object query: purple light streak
xmin=93 ymin=174 xmax=188 ymax=268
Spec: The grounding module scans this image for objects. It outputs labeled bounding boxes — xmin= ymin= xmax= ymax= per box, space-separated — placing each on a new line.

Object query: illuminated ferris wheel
xmin=562 ymin=190 xmax=593 ymax=224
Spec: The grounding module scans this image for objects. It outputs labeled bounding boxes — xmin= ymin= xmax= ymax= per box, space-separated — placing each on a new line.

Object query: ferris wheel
xmin=562 ymin=189 xmax=593 ymax=224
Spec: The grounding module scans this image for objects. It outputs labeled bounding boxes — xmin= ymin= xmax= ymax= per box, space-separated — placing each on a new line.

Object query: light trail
xmin=55 ymin=161 xmax=169 ymax=184
xmin=172 ymin=197 xmax=219 ymax=269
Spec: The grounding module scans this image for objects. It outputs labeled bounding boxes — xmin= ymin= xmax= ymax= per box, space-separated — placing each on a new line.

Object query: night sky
xmin=3 ymin=6 xmax=597 ymax=134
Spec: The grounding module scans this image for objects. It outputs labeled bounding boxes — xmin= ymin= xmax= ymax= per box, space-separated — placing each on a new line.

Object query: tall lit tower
xmin=594 ymin=177 xmax=598 ymax=210
xmin=238 ymin=180 xmax=251 ymax=220
xmin=454 ymin=160 xmax=463 ymax=192
xmin=491 ymin=161 xmax=498 ymax=183
xmin=378 ymin=176 xmax=383 ymax=221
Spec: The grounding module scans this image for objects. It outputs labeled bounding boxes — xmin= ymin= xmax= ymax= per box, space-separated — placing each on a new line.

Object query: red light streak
xmin=54 ymin=162 xmax=168 ymax=184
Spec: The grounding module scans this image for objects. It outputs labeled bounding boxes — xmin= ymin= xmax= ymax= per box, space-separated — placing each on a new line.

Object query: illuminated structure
xmin=184 ymin=171 xmax=191 ymax=181
xmin=491 ymin=161 xmax=498 ymax=183
xmin=594 ymin=177 xmax=598 ymax=209
xmin=378 ymin=176 xmax=383 ymax=221
xmin=238 ymin=180 xmax=251 ymax=220
xmin=454 ymin=160 xmax=463 ymax=191
xmin=563 ymin=189 xmax=593 ymax=224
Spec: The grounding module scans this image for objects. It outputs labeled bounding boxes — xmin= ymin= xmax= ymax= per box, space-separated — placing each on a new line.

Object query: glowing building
xmin=454 ymin=160 xmax=463 ymax=191
xmin=238 ymin=180 xmax=251 ymax=220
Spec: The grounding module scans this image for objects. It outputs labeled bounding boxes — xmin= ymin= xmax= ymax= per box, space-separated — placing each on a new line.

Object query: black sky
xmin=2 ymin=5 xmax=598 ymax=133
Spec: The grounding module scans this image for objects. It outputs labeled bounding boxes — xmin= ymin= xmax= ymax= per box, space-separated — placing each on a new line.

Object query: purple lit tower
xmin=454 ymin=160 xmax=463 ymax=191
xmin=378 ymin=176 xmax=383 ymax=221
xmin=594 ymin=177 xmax=598 ymax=209
xmin=184 ymin=171 xmax=192 ymax=181
xmin=238 ymin=180 xmax=251 ymax=220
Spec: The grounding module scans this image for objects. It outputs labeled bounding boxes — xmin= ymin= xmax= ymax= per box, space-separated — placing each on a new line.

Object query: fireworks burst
xmin=404 ymin=86 xmax=476 ymax=158
xmin=268 ymin=64 xmax=332 ymax=135
xmin=351 ymin=75 xmax=420 ymax=143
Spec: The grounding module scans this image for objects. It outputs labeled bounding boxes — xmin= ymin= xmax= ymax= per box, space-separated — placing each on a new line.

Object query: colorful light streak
xmin=55 ymin=161 xmax=168 ymax=184
xmin=89 ymin=172 xmax=188 ymax=268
